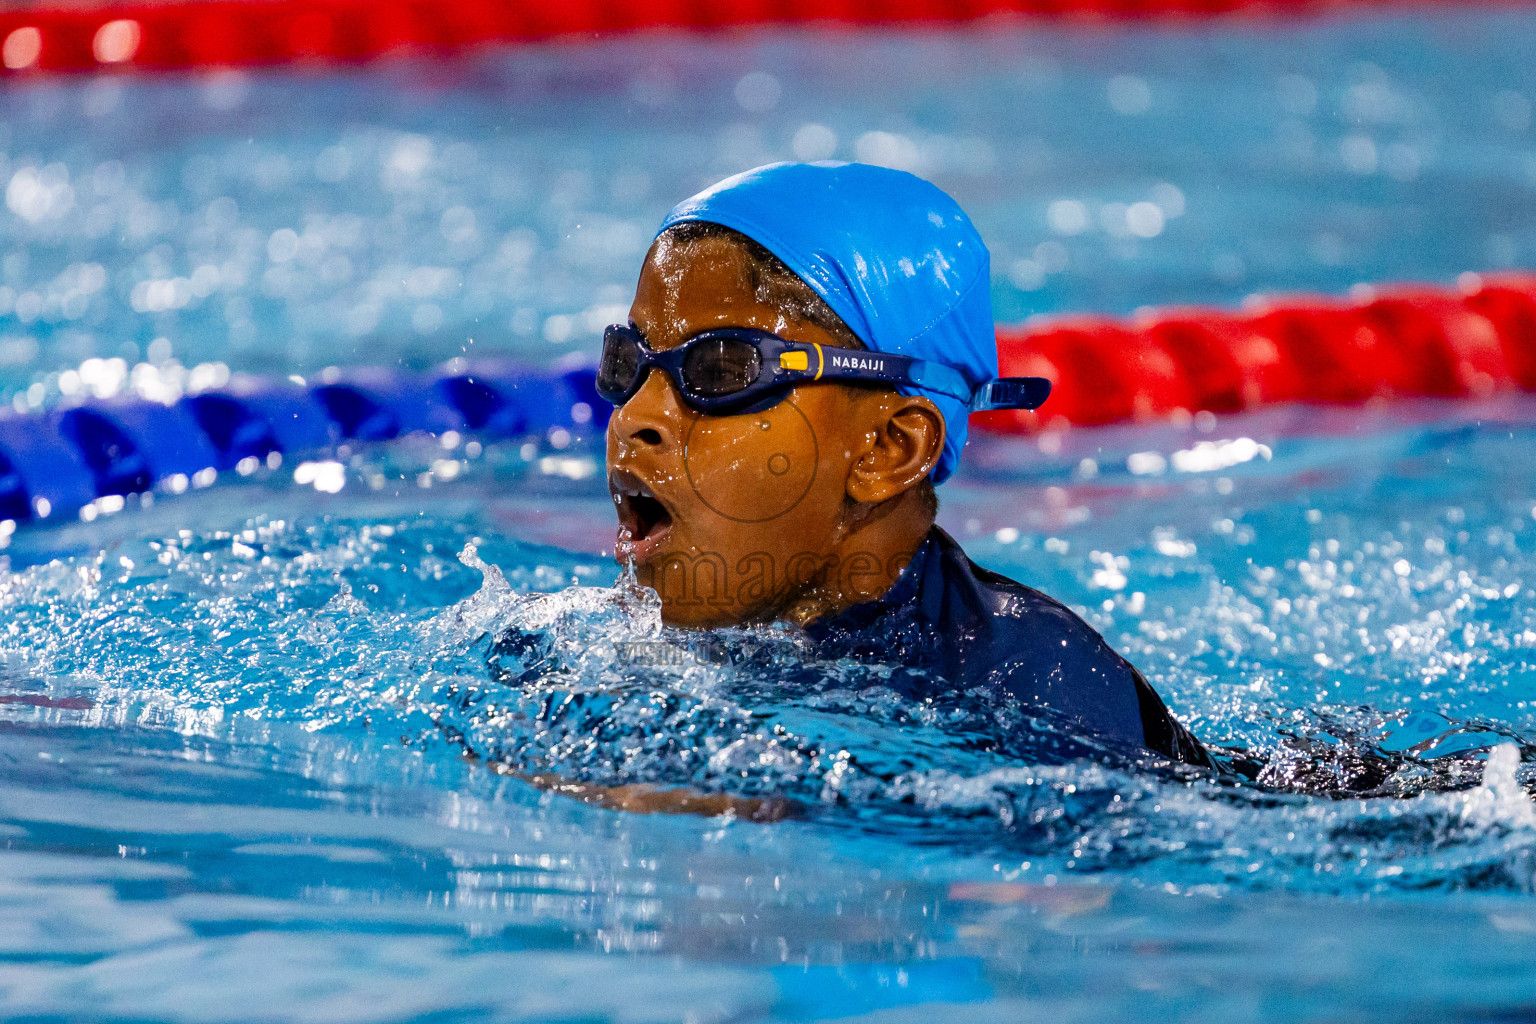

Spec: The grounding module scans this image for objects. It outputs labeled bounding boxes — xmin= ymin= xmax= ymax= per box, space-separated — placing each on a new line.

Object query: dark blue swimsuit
xmin=803 ymin=527 xmax=1212 ymax=767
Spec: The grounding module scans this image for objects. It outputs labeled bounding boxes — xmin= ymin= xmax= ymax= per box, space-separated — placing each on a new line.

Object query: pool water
xmin=3 ymin=399 xmax=1536 ymax=1021
xmin=3 ymin=8 xmax=1536 ymax=1023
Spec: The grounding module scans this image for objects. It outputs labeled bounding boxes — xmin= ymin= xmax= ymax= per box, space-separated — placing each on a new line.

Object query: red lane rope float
xmin=981 ymin=272 xmax=1536 ymax=433
xmin=1 ymin=0 xmax=1527 ymax=73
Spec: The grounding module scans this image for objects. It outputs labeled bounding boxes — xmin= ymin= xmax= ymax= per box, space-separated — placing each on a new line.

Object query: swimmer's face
xmin=608 ymin=234 xmax=919 ymax=628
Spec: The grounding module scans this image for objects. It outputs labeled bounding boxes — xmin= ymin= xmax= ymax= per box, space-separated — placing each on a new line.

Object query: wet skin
xmin=608 ymin=233 xmax=948 ymax=629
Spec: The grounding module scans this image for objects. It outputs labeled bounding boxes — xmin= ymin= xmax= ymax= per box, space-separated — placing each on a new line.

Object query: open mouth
xmin=610 ymin=470 xmax=675 ymax=564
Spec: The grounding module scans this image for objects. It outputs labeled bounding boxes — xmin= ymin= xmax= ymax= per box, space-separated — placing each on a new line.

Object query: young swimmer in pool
xmin=597 ymin=161 xmax=1212 ymax=772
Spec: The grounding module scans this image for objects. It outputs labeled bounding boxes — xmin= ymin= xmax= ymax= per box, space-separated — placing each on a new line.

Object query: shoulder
xmin=930 ymin=532 xmax=1151 ymax=749
xmin=952 ymin=541 xmax=1211 ymax=765
xmin=928 ymin=530 xmax=1117 ymax=661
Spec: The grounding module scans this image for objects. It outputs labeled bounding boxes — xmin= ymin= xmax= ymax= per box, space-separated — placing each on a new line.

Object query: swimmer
xmin=511 ymin=162 xmax=1211 ymax=817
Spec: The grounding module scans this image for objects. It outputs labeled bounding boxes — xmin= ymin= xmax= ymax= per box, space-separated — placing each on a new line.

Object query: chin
xmin=631 ymin=541 xmax=759 ymax=629
xmin=656 ymin=602 xmax=741 ymax=630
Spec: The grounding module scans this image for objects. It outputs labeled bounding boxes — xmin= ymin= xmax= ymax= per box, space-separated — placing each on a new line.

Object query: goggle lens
xmin=596 ymin=328 xmax=644 ymax=401
xmin=680 ymin=337 xmax=762 ymax=397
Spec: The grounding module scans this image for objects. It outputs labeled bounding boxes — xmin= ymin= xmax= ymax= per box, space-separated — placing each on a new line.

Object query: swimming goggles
xmin=597 ymin=323 xmax=1052 ymax=416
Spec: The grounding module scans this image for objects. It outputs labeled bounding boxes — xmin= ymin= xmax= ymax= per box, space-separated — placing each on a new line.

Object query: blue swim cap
xmin=658 ymin=161 xmax=996 ymax=484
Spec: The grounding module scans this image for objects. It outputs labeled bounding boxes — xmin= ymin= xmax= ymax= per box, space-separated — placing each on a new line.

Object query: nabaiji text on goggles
xmin=597 ymin=324 xmax=1052 ymax=417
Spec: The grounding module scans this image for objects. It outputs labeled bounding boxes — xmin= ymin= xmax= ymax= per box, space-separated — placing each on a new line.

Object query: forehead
xmin=631 ymin=234 xmax=775 ymax=347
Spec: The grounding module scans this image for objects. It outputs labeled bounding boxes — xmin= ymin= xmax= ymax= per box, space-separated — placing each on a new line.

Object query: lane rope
xmin=0 ymin=359 xmax=607 ymax=527
xmin=0 ymin=0 xmax=1509 ymax=74
xmin=2 ymin=273 xmax=1533 ymax=530
xmin=984 ymin=272 xmax=1536 ymax=432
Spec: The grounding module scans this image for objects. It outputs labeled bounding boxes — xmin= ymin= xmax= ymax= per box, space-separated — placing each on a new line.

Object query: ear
xmin=846 ymin=393 xmax=946 ymax=505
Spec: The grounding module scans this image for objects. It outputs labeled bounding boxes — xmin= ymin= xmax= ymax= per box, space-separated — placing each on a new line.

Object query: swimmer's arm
xmin=483 ymin=761 xmax=796 ymax=822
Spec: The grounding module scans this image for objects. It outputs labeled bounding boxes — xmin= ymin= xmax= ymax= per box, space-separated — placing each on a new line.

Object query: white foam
xmin=1459 ymin=743 xmax=1536 ymax=830
xmin=410 ymin=543 xmax=520 ymax=639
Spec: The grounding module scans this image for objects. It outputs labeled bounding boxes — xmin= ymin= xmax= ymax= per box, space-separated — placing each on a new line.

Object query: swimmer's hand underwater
xmin=515 ymin=162 xmax=1211 ymax=818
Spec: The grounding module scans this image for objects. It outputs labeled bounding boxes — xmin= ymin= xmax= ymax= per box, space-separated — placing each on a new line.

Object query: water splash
xmin=1462 ymin=743 xmax=1536 ymax=832
xmin=0 ymin=450 xmax=1533 ymax=899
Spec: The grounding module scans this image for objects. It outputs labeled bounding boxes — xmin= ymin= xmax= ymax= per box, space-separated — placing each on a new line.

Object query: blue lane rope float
xmin=58 ymin=399 xmax=222 ymax=497
xmin=311 ymin=368 xmax=466 ymax=442
xmin=436 ymin=361 xmax=604 ymax=436
xmin=0 ymin=361 xmax=608 ymax=529
xmin=183 ymin=379 xmax=337 ymax=469
xmin=0 ymin=413 xmax=96 ymax=523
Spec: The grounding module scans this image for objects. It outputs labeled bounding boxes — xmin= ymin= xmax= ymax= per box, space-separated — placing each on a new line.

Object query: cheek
xmin=680 ymin=400 xmax=824 ymax=526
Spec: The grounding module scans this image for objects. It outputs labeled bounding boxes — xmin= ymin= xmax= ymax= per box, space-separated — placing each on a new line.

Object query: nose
xmin=608 ymin=368 xmax=686 ymax=451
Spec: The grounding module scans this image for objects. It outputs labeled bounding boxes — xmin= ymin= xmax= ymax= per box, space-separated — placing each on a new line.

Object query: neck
xmin=781 ymin=491 xmax=935 ymax=627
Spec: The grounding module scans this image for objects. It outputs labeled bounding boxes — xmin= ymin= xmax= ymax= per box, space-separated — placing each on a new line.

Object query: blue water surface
xmin=2 ymin=399 xmax=1536 ymax=1022
xmin=3 ymin=8 xmax=1536 ymax=1023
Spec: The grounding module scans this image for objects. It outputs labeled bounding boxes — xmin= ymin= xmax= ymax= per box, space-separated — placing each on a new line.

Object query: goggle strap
xmin=816 ymin=350 xmax=1052 ymax=413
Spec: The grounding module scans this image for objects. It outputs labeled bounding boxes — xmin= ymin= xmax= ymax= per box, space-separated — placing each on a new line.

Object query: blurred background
xmin=1 ymin=1 xmax=1533 ymax=411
